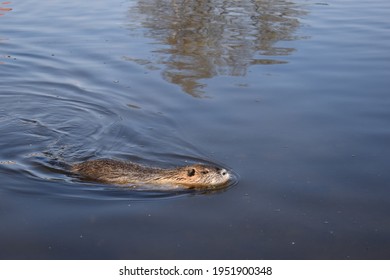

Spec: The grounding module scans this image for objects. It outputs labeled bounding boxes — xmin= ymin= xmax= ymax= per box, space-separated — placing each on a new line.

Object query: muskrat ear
xmin=187 ymin=168 xmax=196 ymax=177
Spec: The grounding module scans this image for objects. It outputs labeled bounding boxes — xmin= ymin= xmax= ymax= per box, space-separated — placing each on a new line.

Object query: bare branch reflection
xmin=126 ymin=0 xmax=307 ymax=96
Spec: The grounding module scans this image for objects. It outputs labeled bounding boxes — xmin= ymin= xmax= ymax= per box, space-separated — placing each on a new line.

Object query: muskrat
xmin=71 ymin=159 xmax=231 ymax=189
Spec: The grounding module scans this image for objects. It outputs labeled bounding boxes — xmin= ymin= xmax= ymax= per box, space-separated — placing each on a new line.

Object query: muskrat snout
xmin=216 ymin=167 xmax=229 ymax=177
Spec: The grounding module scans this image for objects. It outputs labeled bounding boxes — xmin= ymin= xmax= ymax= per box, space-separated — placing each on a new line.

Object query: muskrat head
xmin=179 ymin=164 xmax=231 ymax=188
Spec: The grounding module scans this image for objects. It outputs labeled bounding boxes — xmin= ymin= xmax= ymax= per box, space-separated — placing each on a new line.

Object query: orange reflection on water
xmin=0 ymin=1 xmax=12 ymax=16
xmin=0 ymin=1 xmax=12 ymax=64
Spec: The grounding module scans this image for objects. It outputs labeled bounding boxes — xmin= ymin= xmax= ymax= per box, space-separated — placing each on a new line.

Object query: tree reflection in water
xmin=125 ymin=0 xmax=307 ymax=96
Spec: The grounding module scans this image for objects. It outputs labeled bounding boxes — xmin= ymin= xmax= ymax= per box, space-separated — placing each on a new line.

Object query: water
xmin=1 ymin=0 xmax=389 ymax=259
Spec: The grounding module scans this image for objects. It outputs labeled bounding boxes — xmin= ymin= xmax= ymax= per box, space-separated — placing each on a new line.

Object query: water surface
xmin=1 ymin=0 xmax=390 ymax=259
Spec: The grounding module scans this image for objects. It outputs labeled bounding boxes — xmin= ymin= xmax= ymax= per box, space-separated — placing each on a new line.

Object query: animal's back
xmin=71 ymin=159 xmax=152 ymax=184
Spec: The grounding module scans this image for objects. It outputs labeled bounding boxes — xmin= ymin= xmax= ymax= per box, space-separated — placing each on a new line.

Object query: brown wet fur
xmin=71 ymin=159 xmax=231 ymax=189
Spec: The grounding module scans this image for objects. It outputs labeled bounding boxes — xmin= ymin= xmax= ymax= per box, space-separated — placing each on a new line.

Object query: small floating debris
xmin=0 ymin=160 xmax=16 ymax=165
xmin=127 ymin=103 xmax=141 ymax=109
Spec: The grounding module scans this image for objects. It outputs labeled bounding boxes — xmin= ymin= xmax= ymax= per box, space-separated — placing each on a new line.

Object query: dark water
xmin=1 ymin=0 xmax=389 ymax=259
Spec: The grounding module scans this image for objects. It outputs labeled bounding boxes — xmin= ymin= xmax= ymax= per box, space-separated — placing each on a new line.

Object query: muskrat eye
xmin=187 ymin=168 xmax=196 ymax=177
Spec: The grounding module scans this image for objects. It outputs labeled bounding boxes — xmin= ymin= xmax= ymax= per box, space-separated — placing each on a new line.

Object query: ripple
xmin=0 ymin=85 xmax=237 ymax=200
